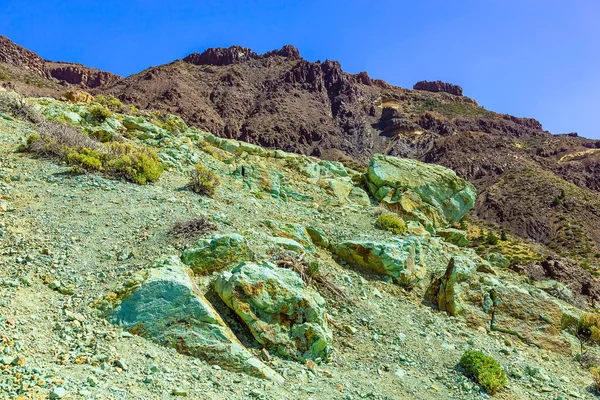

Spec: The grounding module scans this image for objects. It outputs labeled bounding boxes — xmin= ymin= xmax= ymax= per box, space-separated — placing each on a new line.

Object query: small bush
xmin=0 ymin=92 xmax=42 ymax=123
xmin=87 ymin=105 xmax=112 ymax=123
xmin=486 ymin=232 xmax=499 ymax=246
xmin=170 ymin=218 xmax=216 ymax=240
xmin=500 ymin=230 xmax=507 ymax=241
xmin=578 ymin=313 xmax=600 ymax=344
xmin=459 ymin=350 xmax=506 ymax=394
xmin=375 ymin=213 xmax=406 ymax=235
xmin=592 ymin=367 xmax=600 ymax=394
xmin=187 ymin=164 xmax=220 ymax=196
xmin=24 ymin=120 xmax=162 ymax=184
xmin=95 ymin=94 xmax=124 ymax=112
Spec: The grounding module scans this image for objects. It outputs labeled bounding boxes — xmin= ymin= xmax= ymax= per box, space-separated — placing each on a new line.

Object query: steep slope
xmin=100 ymin=45 xmax=600 ymax=263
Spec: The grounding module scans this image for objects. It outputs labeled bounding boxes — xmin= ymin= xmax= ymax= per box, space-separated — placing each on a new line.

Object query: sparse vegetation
xmin=0 ymin=91 xmax=42 ymax=123
xmin=24 ymin=120 xmax=163 ymax=184
xmin=375 ymin=213 xmax=406 ymax=235
xmin=459 ymin=350 xmax=506 ymax=394
xmin=95 ymin=94 xmax=124 ymax=112
xmin=577 ymin=313 xmax=600 ymax=344
xmin=591 ymin=367 xmax=600 ymax=394
xmin=87 ymin=104 xmax=112 ymax=123
xmin=170 ymin=218 xmax=216 ymax=240
xmin=187 ymin=164 xmax=220 ymax=196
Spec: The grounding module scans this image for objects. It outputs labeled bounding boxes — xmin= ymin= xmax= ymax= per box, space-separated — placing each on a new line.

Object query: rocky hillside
xmin=1 ymin=90 xmax=600 ymax=399
xmin=1 ymin=39 xmax=600 ymax=272
xmin=0 ymin=36 xmax=121 ymax=95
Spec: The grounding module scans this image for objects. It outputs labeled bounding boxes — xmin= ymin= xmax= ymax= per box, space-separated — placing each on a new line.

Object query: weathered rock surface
xmin=181 ymin=233 xmax=253 ymax=274
xmin=332 ymin=237 xmax=427 ymax=287
xmin=46 ymin=62 xmax=121 ymax=88
xmin=262 ymin=220 xmax=315 ymax=252
xmin=366 ymin=154 xmax=476 ymax=230
xmin=413 ymin=80 xmax=463 ymax=96
xmin=214 ymin=262 xmax=332 ymax=361
xmin=436 ymin=228 xmax=469 ymax=247
xmin=0 ymin=35 xmax=48 ymax=77
xmin=101 ymin=257 xmax=283 ymax=381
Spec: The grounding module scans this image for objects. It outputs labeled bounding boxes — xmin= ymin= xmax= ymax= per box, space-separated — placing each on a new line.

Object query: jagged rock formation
xmin=46 ymin=61 xmax=121 ymax=88
xmin=0 ymin=35 xmax=47 ymax=77
xmin=413 ymin=80 xmax=463 ymax=96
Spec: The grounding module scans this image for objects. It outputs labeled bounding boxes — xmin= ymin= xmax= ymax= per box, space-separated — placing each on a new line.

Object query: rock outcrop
xmin=181 ymin=233 xmax=253 ymax=274
xmin=0 ymin=36 xmax=48 ymax=77
xmin=46 ymin=62 xmax=121 ymax=88
xmin=413 ymin=80 xmax=463 ymax=96
xmin=214 ymin=262 xmax=332 ymax=361
xmin=100 ymin=257 xmax=283 ymax=382
xmin=366 ymin=154 xmax=476 ymax=231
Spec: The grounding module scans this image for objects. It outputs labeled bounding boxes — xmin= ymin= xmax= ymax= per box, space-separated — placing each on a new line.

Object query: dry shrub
xmin=592 ymin=367 xmax=600 ymax=394
xmin=187 ymin=164 xmax=220 ymax=197
xmin=269 ymin=249 xmax=350 ymax=303
xmin=0 ymin=91 xmax=42 ymax=123
xmin=578 ymin=313 xmax=600 ymax=344
xmin=170 ymin=218 xmax=216 ymax=240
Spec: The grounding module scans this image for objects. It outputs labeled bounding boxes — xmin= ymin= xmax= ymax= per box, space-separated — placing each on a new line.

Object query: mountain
xmin=2 ymin=36 xmax=600 ymax=264
xmin=0 ymin=35 xmax=120 ymax=95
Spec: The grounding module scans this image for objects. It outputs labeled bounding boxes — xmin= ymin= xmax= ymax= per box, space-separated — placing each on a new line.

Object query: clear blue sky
xmin=2 ymin=0 xmax=599 ymax=139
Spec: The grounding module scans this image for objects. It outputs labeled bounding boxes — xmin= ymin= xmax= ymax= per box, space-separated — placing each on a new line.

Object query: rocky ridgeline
xmin=0 ymin=92 xmax=598 ymax=398
xmin=413 ymin=80 xmax=464 ymax=96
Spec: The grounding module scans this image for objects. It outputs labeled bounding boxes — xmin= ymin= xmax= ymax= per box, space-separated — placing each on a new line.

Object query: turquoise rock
xmin=233 ymin=163 xmax=281 ymax=197
xmin=214 ymin=262 xmax=332 ymax=361
xmin=484 ymin=252 xmax=510 ymax=269
xmin=332 ymin=236 xmax=426 ymax=287
xmin=262 ymin=220 xmax=315 ymax=252
xmin=181 ymin=234 xmax=253 ymax=274
xmin=366 ymin=154 xmax=476 ymax=229
xmin=268 ymin=236 xmax=305 ymax=253
xmin=103 ymin=257 xmax=283 ymax=382
xmin=306 ymin=226 xmax=329 ymax=248
xmin=122 ymin=116 xmax=167 ymax=136
xmin=436 ymin=228 xmax=469 ymax=247
xmin=318 ymin=160 xmax=348 ymax=177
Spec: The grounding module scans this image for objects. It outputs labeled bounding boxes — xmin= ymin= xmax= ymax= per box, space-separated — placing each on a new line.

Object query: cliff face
xmin=0 ymin=36 xmax=121 ymax=92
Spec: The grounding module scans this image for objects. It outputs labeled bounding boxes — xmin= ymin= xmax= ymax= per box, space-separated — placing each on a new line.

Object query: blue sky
xmin=2 ymin=0 xmax=599 ymax=139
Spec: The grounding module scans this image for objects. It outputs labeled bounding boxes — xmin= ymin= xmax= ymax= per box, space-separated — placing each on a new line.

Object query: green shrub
xmin=459 ymin=350 xmax=506 ymax=394
xmin=87 ymin=105 xmax=112 ymax=123
xmin=375 ymin=213 xmax=407 ymax=235
xmin=486 ymin=232 xmax=499 ymax=246
xmin=187 ymin=164 xmax=220 ymax=196
xmin=95 ymin=94 xmax=124 ymax=112
xmin=578 ymin=313 xmax=600 ymax=343
xmin=24 ymin=120 xmax=162 ymax=184
xmin=500 ymin=230 xmax=507 ymax=241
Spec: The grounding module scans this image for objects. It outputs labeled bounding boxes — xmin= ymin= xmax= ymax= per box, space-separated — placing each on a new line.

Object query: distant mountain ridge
xmin=2 ymin=35 xmax=600 ymax=263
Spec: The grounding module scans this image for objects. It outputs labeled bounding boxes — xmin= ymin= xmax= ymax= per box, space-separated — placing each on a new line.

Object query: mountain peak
xmin=183 ymin=44 xmax=301 ymax=66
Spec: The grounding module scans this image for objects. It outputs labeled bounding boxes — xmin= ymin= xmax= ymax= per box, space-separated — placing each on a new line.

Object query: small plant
xmin=578 ymin=313 xmax=600 ymax=344
xmin=87 ymin=104 xmax=112 ymax=123
xmin=95 ymin=94 xmax=124 ymax=112
xmin=591 ymin=367 xmax=600 ymax=394
xmin=0 ymin=92 xmax=42 ymax=123
xmin=187 ymin=164 xmax=220 ymax=197
xmin=500 ymin=230 xmax=507 ymax=241
xmin=459 ymin=350 xmax=506 ymax=394
xmin=170 ymin=218 xmax=216 ymax=240
xmin=375 ymin=213 xmax=406 ymax=235
xmin=486 ymin=232 xmax=499 ymax=246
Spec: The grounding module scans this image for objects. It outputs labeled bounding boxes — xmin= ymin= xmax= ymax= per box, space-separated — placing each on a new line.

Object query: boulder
xmin=122 ymin=116 xmax=168 ymax=137
xmin=100 ymin=257 xmax=282 ymax=382
xmin=484 ymin=252 xmax=510 ymax=269
xmin=306 ymin=226 xmax=329 ymax=248
xmin=63 ymin=90 xmax=94 ymax=104
xmin=262 ymin=220 xmax=315 ymax=252
xmin=181 ymin=234 xmax=253 ymax=274
xmin=332 ymin=236 xmax=426 ymax=287
xmin=214 ymin=262 xmax=332 ymax=361
xmin=436 ymin=228 xmax=468 ymax=247
xmin=233 ymin=163 xmax=281 ymax=198
xmin=426 ymin=258 xmax=575 ymax=354
xmin=366 ymin=154 xmax=476 ymax=230
xmin=268 ymin=236 xmax=305 ymax=253
xmin=326 ymin=177 xmax=370 ymax=206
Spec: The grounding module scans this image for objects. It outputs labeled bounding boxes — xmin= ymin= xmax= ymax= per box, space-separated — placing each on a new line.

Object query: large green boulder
xmin=181 ymin=234 xmax=253 ymax=274
xmin=262 ymin=220 xmax=315 ymax=252
xmin=100 ymin=257 xmax=283 ymax=382
xmin=214 ymin=262 xmax=332 ymax=361
xmin=366 ymin=154 xmax=476 ymax=229
xmin=332 ymin=237 xmax=427 ymax=287
xmin=436 ymin=228 xmax=469 ymax=247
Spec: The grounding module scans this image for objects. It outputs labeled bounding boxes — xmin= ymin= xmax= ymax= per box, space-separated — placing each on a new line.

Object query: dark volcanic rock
xmin=0 ymin=36 xmax=48 ymax=77
xmin=515 ymin=256 xmax=600 ymax=304
xmin=46 ymin=62 xmax=121 ymax=88
xmin=414 ymin=80 xmax=463 ymax=96
xmin=183 ymin=46 xmax=259 ymax=66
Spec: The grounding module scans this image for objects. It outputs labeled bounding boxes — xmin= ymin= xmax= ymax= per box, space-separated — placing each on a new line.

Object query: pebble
xmin=49 ymin=387 xmax=66 ymax=399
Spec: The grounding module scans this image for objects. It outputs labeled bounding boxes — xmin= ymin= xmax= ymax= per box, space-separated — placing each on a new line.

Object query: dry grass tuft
xmin=170 ymin=218 xmax=216 ymax=240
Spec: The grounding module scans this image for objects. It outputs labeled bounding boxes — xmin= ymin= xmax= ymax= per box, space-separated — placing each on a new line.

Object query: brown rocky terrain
xmin=1 ymin=37 xmax=600 ymax=267
xmin=0 ymin=36 xmax=121 ymax=95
